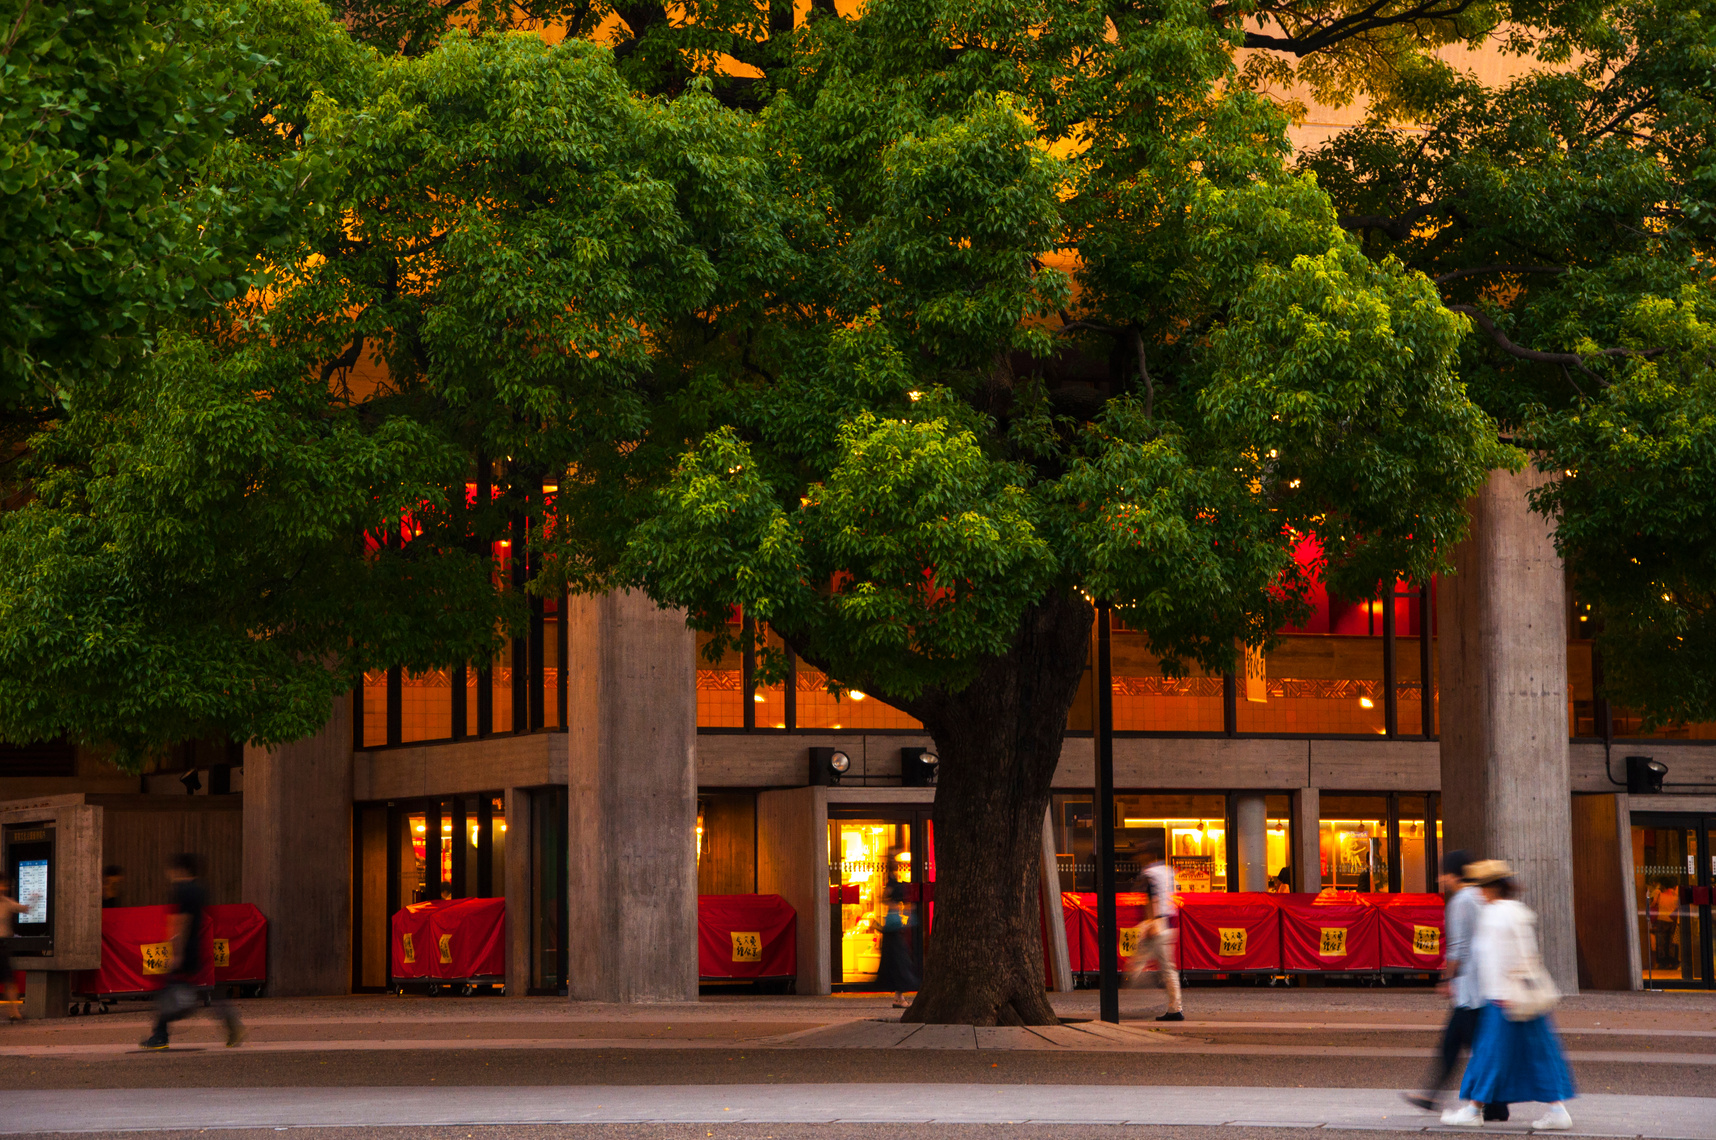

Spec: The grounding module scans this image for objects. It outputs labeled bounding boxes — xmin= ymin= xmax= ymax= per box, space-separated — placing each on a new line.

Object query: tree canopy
xmin=1 ymin=0 xmax=1713 ymax=1018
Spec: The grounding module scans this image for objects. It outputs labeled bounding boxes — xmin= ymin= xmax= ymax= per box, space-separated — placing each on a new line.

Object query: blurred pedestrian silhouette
xmin=874 ymin=859 xmax=919 ymax=1010
xmin=1403 ymin=849 xmax=1502 ymax=1114
xmin=0 ymin=875 xmax=39 ymax=1021
xmin=139 ymin=853 xmax=244 ymax=1050
xmin=1127 ymin=837 xmax=1183 ymax=1022
xmin=101 ymin=865 xmax=125 ymax=909
xmin=1440 ymin=860 xmax=1574 ymax=1131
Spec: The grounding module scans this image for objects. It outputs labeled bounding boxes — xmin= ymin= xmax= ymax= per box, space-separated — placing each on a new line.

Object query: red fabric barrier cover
xmin=1063 ymin=893 xmax=1152 ymax=970
xmin=390 ymin=898 xmax=506 ymax=980
xmin=207 ymin=904 xmax=268 ymax=984
xmin=1278 ymin=894 xmax=1381 ymax=971
xmin=1176 ymin=892 xmax=1282 ymax=972
xmin=698 ymin=894 xmax=797 ymax=979
xmin=1061 ymin=893 xmax=1090 ymax=973
xmin=1358 ymin=893 xmax=1446 ymax=971
xmin=72 ymin=905 xmax=217 ymax=997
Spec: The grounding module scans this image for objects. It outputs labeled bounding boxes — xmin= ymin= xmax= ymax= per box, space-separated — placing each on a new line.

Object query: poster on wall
xmin=1171 ymin=856 xmax=1214 ymax=893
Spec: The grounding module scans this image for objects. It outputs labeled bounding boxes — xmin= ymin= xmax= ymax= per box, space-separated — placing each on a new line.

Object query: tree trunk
xmin=900 ymin=589 xmax=1092 ymax=1026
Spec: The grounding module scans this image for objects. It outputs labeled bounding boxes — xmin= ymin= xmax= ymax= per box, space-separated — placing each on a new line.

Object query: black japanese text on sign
xmin=1219 ymin=927 xmax=1247 ymax=956
xmin=1319 ymin=927 xmax=1347 ymax=956
xmin=730 ymin=931 xmax=762 ymax=962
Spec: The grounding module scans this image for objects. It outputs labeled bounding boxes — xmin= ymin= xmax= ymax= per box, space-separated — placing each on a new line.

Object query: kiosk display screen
xmin=16 ymin=858 xmax=47 ymax=924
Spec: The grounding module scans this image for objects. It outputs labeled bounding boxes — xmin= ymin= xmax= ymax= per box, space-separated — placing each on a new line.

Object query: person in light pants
xmin=1127 ymin=837 xmax=1183 ymax=1022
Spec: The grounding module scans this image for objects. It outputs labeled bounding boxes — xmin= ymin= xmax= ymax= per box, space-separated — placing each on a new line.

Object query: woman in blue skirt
xmin=1442 ymin=860 xmax=1575 ymax=1130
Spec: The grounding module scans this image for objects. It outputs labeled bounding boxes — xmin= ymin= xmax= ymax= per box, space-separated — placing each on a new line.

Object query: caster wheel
xmin=458 ymin=984 xmax=474 ymax=997
xmin=427 ymin=983 xmax=442 ymax=996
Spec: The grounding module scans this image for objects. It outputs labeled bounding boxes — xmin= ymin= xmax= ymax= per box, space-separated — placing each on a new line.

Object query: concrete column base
xmin=242 ymin=691 xmax=355 ymax=996
xmin=22 ymin=971 xmax=72 ymax=1019
xmin=566 ymin=591 xmax=698 ymax=1003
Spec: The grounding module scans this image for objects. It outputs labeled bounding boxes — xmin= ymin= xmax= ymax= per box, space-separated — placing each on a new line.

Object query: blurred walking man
xmin=140 ymin=853 xmax=244 ymax=1050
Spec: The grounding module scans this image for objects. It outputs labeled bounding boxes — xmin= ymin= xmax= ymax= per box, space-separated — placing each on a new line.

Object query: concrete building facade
xmin=5 ymin=474 xmax=1716 ymax=1008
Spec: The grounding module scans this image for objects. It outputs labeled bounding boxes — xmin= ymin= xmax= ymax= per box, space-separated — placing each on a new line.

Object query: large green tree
xmin=4 ymin=0 xmax=1710 ymax=1023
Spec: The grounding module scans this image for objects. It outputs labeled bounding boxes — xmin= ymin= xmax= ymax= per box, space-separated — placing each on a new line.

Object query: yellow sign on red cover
xmin=141 ymin=941 xmax=173 ymax=975
xmin=730 ymin=931 xmax=762 ymax=962
xmin=1319 ymin=927 xmax=1348 ymax=956
xmin=1413 ymin=925 xmax=1441 ymax=955
xmin=438 ymin=934 xmax=454 ymax=964
xmin=1218 ymin=927 xmax=1248 ymax=956
xmin=402 ymin=932 xmax=416 ymax=963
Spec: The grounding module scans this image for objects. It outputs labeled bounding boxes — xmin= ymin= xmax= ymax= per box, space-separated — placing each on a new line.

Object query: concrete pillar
xmin=1439 ymin=467 xmax=1578 ymax=992
xmin=242 ymin=692 xmax=354 ymax=995
xmin=1234 ymin=793 xmax=1268 ymax=892
xmin=504 ymin=786 xmax=532 ymax=996
xmin=1040 ymin=806 xmax=1074 ymax=992
xmin=566 ymin=591 xmax=698 ymax=1002
xmin=1291 ymin=787 xmax=1321 ymax=893
xmin=21 ymin=971 xmax=71 ymax=1019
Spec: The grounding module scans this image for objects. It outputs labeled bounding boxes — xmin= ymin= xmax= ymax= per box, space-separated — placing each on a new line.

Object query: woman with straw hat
xmin=1441 ymin=860 xmax=1575 ymax=1130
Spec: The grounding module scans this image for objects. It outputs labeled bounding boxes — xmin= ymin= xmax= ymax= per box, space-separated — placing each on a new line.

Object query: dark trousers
xmin=152 ymin=974 xmax=240 ymax=1038
xmin=1427 ymin=1005 xmax=1509 ymax=1119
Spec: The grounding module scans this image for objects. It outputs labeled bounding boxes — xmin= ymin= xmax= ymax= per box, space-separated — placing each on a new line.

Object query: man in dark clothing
xmin=139 ymin=853 xmax=244 ymax=1050
xmin=101 ymin=865 xmax=124 ymax=908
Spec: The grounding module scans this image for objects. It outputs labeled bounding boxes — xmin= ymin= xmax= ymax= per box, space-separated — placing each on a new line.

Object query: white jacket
xmin=1473 ymin=898 xmax=1542 ymax=1005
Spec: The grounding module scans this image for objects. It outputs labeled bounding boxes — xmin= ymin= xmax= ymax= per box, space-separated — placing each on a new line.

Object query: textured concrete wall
xmin=566 ymin=591 xmax=698 ymax=1003
xmin=757 ymin=786 xmax=827 ymax=995
xmin=242 ymin=694 xmax=354 ymax=996
xmin=1439 ymin=467 xmax=1578 ymax=991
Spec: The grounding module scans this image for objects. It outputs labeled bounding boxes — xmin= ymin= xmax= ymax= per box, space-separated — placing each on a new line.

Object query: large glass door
xmin=828 ymin=808 xmax=933 ymax=991
xmin=1632 ymin=815 xmax=1713 ymax=989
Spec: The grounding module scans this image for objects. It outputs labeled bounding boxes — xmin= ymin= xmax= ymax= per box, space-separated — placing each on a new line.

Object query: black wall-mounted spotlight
xmin=809 ymin=747 xmax=852 ymax=787
xmin=179 ymin=768 xmax=203 ymax=795
xmin=901 ymin=747 xmax=939 ymax=787
xmin=1626 ymin=755 xmax=1667 ymax=794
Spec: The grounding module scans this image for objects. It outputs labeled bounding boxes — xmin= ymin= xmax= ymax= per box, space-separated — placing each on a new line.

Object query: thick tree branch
xmin=1431 ymin=264 xmax=1565 ymax=284
xmin=1131 ymin=328 xmax=1154 ymax=419
xmin=1237 ymin=0 xmax=1481 ymax=56
xmin=1337 ymin=201 xmax=1445 ymax=241
xmin=1445 ymin=304 xmax=1665 ymax=385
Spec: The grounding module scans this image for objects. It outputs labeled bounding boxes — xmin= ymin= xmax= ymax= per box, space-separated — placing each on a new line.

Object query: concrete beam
xmin=565 ymin=591 xmax=698 ymax=1003
xmin=242 ymin=693 xmax=354 ymax=996
xmin=1439 ymin=467 xmax=1578 ymax=992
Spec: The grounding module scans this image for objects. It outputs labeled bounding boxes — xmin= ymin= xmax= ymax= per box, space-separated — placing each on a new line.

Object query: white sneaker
xmin=1441 ymin=1103 xmax=1484 ymax=1126
xmin=1532 ymin=1104 xmax=1572 ymax=1131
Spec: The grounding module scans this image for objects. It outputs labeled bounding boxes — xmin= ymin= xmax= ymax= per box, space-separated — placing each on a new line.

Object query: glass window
xmin=400 ymin=669 xmax=452 ymax=743
xmin=1396 ymin=582 xmax=1436 ymax=736
xmin=542 ymin=597 xmax=561 ymax=729
xmin=490 ymin=795 xmax=507 ymax=899
xmin=1236 ymin=634 xmax=1386 ymax=735
xmin=491 ymin=650 xmax=514 ymax=733
xmin=796 ymin=659 xmax=921 ymax=730
xmin=1052 ymin=793 xmax=1228 ymax=892
xmin=1569 ymin=595 xmax=1597 ymax=738
xmin=1319 ymin=794 xmax=1389 ymax=892
xmin=695 ymin=629 xmax=744 ymax=728
xmin=827 ymin=819 xmax=912 ymax=986
xmin=531 ymin=787 xmax=567 ymax=991
xmin=1633 ymin=823 xmax=1704 ymax=986
xmin=402 ymin=810 xmax=429 ymax=904
xmin=1399 ymin=794 xmax=1430 ymax=893
xmin=362 ymin=671 xmax=388 ymax=748
xmin=754 ymin=627 xmax=788 ymax=730
xmin=1112 ymin=621 xmax=1224 ymax=732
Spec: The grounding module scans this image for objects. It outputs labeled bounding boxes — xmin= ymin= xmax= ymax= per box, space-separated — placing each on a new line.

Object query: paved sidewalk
xmin=2 ymin=1084 xmax=1712 ymax=1137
